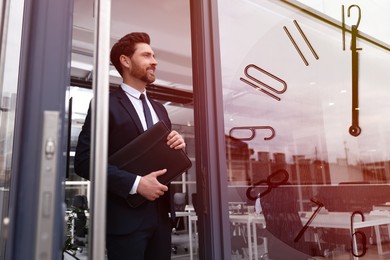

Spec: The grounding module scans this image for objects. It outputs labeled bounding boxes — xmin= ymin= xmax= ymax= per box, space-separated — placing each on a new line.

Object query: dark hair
xmin=110 ymin=32 xmax=151 ymax=76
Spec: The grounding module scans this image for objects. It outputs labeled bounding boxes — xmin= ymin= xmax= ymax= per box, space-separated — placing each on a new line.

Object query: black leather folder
xmin=109 ymin=121 xmax=192 ymax=208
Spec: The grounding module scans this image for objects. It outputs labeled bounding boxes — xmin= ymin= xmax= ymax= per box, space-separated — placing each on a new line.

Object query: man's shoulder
xmin=109 ymin=86 xmax=126 ymax=101
xmin=109 ymin=86 xmax=124 ymax=95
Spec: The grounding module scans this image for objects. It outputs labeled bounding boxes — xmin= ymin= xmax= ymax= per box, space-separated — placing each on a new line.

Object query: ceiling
xmin=70 ymin=0 xmax=194 ymax=126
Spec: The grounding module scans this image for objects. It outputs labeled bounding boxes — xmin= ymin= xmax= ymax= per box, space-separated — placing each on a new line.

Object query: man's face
xmin=129 ymin=43 xmax=157 ymax=84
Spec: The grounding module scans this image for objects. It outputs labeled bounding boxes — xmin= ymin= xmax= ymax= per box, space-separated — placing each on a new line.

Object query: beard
xmin=130 ymin=61 xmax=156 ymax=84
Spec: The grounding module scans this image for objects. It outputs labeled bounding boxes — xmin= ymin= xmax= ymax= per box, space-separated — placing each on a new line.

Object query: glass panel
xmin=218 ymin=0 xmax=390 ymax=259
xmin=0 ymin=0 xmax=24 ymax=257
xmin=67 ymin=1 xmax=195 ymax=259
xmin=65 ymin=85 xmax=196 ymax=258
xmin=63 ymin=86 xmax=92 ymax=257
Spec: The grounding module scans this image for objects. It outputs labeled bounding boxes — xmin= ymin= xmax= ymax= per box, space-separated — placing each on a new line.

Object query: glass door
xmin=67 ymin=1 xmax=196 ymax=259
xmin=217 ymin=0 xmax=390 ymax=259
xmin=1 ymin=0 xmax=73 ymax=258
xmin=0 ymin=0 xmax=23 ymax=258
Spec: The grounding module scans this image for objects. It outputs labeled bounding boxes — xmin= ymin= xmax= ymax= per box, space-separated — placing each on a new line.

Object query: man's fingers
xmin=167 ymin=130 xmax=186 ymax=149
xmin=150 ymin=187 xmax=167 ymax=200
xmin=167 ymin=137 xmax=185 ymax=149
xmin=151 ymin=169 xmax=168 ymax=192
xmin=153 ymin=169 xmax=167 ymax=176
xmin=172 ymin=140 xmax=186 ymax=149
xmin=167 ymin=130 xmax=178 ymax=140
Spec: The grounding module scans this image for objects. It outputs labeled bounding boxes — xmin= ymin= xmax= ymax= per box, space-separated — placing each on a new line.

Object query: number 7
xmin=294 ymin=198 xmax=324 ymax=242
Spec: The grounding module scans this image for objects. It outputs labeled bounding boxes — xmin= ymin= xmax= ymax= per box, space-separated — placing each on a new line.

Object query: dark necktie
xmin=140 ymin=93 xmax=153 ymax=129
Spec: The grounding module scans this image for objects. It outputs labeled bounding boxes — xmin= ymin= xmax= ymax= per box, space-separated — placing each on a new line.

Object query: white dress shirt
xmin=121 ymin=83 xmax=159 ymax=194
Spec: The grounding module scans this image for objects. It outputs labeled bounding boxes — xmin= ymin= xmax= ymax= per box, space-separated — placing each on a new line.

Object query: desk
xmin=229 ymin=214 xmax=267 ymax=260
xmin=173 ymin=210 xmax=197 ymax=259
xmin=188 ymin=211 xmax=390 ymax=259
xmin=245 ymin=211 xmax=390 ymax=259
xmin=178 ymin=206 xmax=197 ymax=260
xmin=184 ymin=208 xmax=390 ymax=260
xmin=187 ymin=214 xmax=266 ymax=260
xmin=300 ymin=211 xmax=390 ymax=258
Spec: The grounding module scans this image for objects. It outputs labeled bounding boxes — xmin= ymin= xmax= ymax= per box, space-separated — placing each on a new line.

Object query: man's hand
xmin=137 ymin=169 xmax=168 ymax=201
xmin=167 ymin=130 xmax=186 ymax=150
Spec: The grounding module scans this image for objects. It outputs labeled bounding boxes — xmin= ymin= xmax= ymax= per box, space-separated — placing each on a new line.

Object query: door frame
xmin=6 ymin=0 xmax=73 ymax=259
xmin=190 ymin=0 xmax=232 ymax=259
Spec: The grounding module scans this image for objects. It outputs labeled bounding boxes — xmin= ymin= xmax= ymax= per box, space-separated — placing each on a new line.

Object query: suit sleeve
xmin=74 ymin=103 xmax=136 ymax=199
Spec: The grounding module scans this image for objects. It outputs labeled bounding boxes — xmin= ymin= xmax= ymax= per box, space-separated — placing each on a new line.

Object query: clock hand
xmin=343 ymin=5 xmax=363 ymax=136
xmin=348 ymin=24 xmax=363 ymax=137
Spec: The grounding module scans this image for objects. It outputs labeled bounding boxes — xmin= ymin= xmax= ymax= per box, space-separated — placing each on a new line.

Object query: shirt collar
xmin=121 ymin=83 xmax=147 ymax=99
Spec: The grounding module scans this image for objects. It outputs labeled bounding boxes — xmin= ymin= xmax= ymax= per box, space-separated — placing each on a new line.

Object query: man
xmin=74 ymin=32 xmax=186 ymax=260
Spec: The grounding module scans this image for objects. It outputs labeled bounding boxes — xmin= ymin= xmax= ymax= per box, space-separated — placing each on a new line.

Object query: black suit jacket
xmin=74 ymin=86 xmax=172 ymax=235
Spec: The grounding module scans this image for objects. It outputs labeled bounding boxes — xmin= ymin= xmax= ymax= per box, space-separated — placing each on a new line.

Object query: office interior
xmin=1 ymin=0 xmax=390 ymax=259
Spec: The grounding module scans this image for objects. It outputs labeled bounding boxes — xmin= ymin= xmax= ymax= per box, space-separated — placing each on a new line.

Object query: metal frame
xmin=6 ymin=0 xmax=73 ymax=259
xmin=190 ymin=0 xmax=231 ymax=259
xmin=88 ymin=0 xmax=110 ymax=259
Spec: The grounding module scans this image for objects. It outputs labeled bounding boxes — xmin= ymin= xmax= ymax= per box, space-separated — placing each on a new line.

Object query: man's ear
xmin=119 ymin=55 xmax=131 ymax=69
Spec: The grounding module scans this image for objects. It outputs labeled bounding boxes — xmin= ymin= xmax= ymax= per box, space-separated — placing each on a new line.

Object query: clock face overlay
xmin=217 ymin=0 xmax=390 ymax=258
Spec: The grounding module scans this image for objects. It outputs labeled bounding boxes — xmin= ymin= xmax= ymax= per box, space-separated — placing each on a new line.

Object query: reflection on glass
xmin=0 ymin=0 xmax=24 ymax=255
xmin=297 ymin=0 xmax=390 ymax=45
xmin=219 ymin=0 xmax=390 ymax=258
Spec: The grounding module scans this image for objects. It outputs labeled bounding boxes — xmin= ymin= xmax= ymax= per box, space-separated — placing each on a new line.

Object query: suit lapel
xmin=114 ymin=87 xmax=170 ymax=132
xmin=149 ymin=97 xmax=171 ymax=129
xmin=149 ymin=99 xmax=163 ymax=120
xmin=115 ymin=88 xmax=144 ymax=134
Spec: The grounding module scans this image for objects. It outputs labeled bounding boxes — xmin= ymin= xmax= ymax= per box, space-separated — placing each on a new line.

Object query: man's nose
xmin=151 ymin=56 xmax=158 ymax=65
